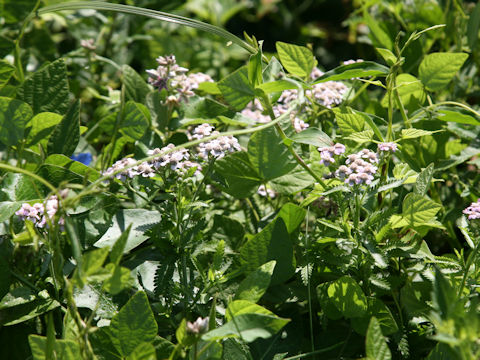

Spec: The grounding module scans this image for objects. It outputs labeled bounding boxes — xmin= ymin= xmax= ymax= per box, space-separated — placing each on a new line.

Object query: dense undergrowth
xmin=1 ymin=0 xmax=480 ymax=359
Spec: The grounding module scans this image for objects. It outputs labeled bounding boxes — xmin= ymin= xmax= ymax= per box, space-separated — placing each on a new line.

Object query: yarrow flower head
xmin=318 ymin=143 xmax=346 ymax=166
xmin=378 ymin=142 xmax=398 ymax=153
xmin=146 ymin=54 xmax=213 ymax=104
xmin=15 ymin=195 xmax=64 ymax=229
xmin=336 ymin=148 xmax=379 ymax=186
xmin=463 ymin=199 xmax=480 ymax=220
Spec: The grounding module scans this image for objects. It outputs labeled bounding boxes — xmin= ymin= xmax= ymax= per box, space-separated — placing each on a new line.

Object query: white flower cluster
xmin=336 ymin=149 xmax=378 ymax=186
xmin=146 ymin=55 xmax=213 ymax=104
xmin=318 ymin=143 xmax=346 ymax=166
xmin=463 ymin=199 xmax=480 ymax=220
xmin=377 ymin=142 xmax=398 ymax=153
xmin=148 ymin=144 xmax=201 ymax=176
xmin=102 ymin=158 xmax=155 ymax=181
xmin=189 ymin=124 xmax=241 ymax=160
xmin=309 ymin=67 xmax=349 ymax=108
xmin=240 ymin=99 xmax=271 ymax=124
xmin=257 ymin=185 xmax=276 ymax=198
xmin=15 ymin=195 xmax=63 ymax=229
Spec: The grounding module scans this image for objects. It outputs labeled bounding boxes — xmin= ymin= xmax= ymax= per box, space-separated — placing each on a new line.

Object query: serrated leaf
xmin=202 ymin=313 xmax=289 ymax=343
xmin=0 ymin=96 xmax=32 ymax=147
xmin=314 ymin=61 xmax=389 ymax=83
xmin=366 ymin=317 xmax=391 ymax=360
xmin=17 ymin=59 xmax=70 ymax=115
xmin=47 ymin=100 xmax=80 ymax=156
xmin=418 ymin=52 xmax=468 ymax=91
xmin=290 ymin=127 xmax=333 ymax=147
xmin=401 ymin=128 xmax=437 ymax=139
xmin=110 ymin=292 xmax=158 ymax=356
xmin=414 ymin=163 xmax=434 ymax=196
xmin=391 ymin=193 xmax=441 ymax=229
xmin=218 ymin=67 xmax=255 ymax=110
xmin=344 ymin=129 xmax=374 ymax=143
xmin=276 ymin=42 xmax=315 ymax=78
xmin=327 ymin=276 xmax=368 ymax=318
xmin=333 ymin=107 xmax=366 ymax=135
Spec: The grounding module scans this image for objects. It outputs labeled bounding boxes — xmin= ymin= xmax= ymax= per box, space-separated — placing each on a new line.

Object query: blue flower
xmin=71 ymin=152 xmax=93 ymax=166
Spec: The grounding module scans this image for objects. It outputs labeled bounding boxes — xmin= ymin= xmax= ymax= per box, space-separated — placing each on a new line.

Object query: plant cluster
xmin=1 ymin=1 xmax=480 ymax=360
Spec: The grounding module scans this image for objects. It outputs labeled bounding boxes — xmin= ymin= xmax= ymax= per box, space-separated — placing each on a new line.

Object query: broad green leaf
xmin=276 ymin=42 xmax=315 ymax=78
xmin=418 ymin=52 xmax=468 ymax=92
xmin=391 ymin=193 xmax=441 ymax=229
xmin=290 ymin=127 xmax=333 ymax=147
xmin=314 ymin=61 xmax=389 ymax=83
xmin=240 ymin=218 xmax=295 ymax=285
xmin=344 ymin=130 xmax=374 ymax=144
xmin=0 ymin=60 xmax=14 ymax=89
xmin=218 ymin=67 xmax=255 ymax=110
xmin=276 ymin=202 xmax=306 ymax=234
xmin=25 ymin=112 xmax=62 ymax=148
xmin=382 ymin=74 xmax=425 ymax=110
xmin=47 ymin=100 xmax=80 ymax=156
xmin=110 ymin=292 xmax=158 ymax=356
xmin=351 ymin=298 xmax=398 ymax=336
xmin=41 ymin=154 xmax=100 ymax=182
xmin=94 ymin=209 xmax=162 ymax=253
xmin=365 ymin=317 xmax=391 ymax=360
xmin=103 ymin=264 xmax=134 ymax=295
xmin=436 ymin=109 xmax=480 ymax=126
xmin=414 ymin=163 xmax=434 ymax=196
xmin=225 ymin=300 xmax=274 ymax=321
xmin=0 ymin=97 xmax=32 ymax=147
xmin=270 ymin=167 xmax=315 ymax=194
xmin=17 ymin=59 xmax=70 ymax=115
xmin=257 ymin=80 xmax=302 ymax=94
xmin=0 ymin=295 xmax=60 ymax=326
xmin=214 ymin=151 xmax=262 ymax=199
xmin=202 ymin=313 xmax=289 ymax=343
xmin=401 ymin=128 xmax=437 ymax=139
xmin=467 ymin=2 xmax=480 ymax=51
xmin=180 ymin=96 xmax=228 ymax=120
xmin=248 ymin=126 xmax=297 ymax=181
xmin=120 ymin=101 xmax=150 ymax=141
xmin=122 ymin=65 xmax=151 ymax=104
xmin=376 ymin=48 xmax=396 ymax=66
xmin=235 ymin=261 xmax=276 ymax=303
xmin=327 ymin=276 xmax=368 ymax=318
xmin=262 ymin=56 xmax=283 ymax=83
xmin=126 ymin=343 xmax=157 ymax=360
xmin=110 ymin=225 xmax=132 ymax=265
xmin=333 ymin=107 xmax=366 ymax=135
xmin=73 ymin=283 xmax=118 ymax=319
xmin=248 ymin=50 xmax=263 ymax=87
xmin=29 ymin=336 xmax=81 ymax=360
xmin=393 ymin=163 xmax=418 ymax=184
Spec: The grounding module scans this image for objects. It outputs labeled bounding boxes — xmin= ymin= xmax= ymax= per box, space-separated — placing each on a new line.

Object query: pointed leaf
xmin=366 ymin=317 xmax=391 ymax=360
xmin=419 ymin=52 xmax=468 ymax=92
xmin=47 ymin=100 xmax=80 ymax=156
xmin=276 ymin=42 xmax=316 ymax=78
xmin=235 ymin=261 xmax=276 ymax=303
xmin=0 ymin=97 xmax=32 ymax=147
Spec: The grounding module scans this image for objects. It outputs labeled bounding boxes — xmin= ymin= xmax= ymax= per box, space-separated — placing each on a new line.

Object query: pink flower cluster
xmin=377 ymin=142 xmax=398 ymax=153
xmin=334 ymin=149 xmax=379 ymax=186
xmin=318 ymin=143 xmax=346 ymax=166
xmin=463 ymin=199 xmax=480 ymax=220
xmin=15 ymin=195 xmax=64 ymax=229
xmin=146 ymin=55 xmax=213 ymax=104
